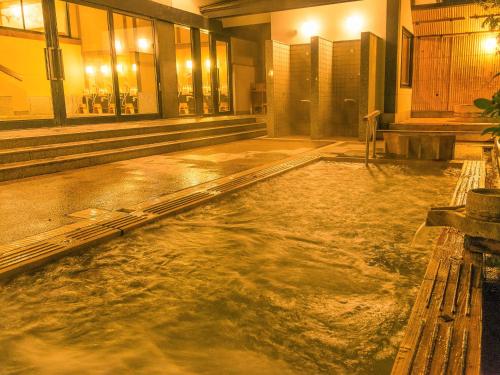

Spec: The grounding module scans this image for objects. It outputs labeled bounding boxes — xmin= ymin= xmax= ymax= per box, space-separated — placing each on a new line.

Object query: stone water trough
xmin=426 ymin=188 xmax=500 ymax=254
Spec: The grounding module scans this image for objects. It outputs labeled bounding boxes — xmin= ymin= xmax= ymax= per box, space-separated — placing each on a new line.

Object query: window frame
xmin=400 ymin=27 xmax=414 ymax=88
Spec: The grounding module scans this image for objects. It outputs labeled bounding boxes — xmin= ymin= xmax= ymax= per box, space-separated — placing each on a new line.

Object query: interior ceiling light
xmin=137 ymin=38 xmax=150 ymax=51
xmin=85 ymin=66 xmax=95 ymax=76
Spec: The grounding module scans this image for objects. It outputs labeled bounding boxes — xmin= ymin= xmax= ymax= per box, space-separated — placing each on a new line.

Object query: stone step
xmin=0 ymin=129 xmax=267 ymax=182
xmin=0 ymin=122 xmax=266 ymax=164
xmin=0 ymin=117 xmax=258 ymax=149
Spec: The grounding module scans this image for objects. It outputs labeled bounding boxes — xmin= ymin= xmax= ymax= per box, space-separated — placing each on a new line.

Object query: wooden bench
xmin=380 ymin=130 xmax=482 ymax=161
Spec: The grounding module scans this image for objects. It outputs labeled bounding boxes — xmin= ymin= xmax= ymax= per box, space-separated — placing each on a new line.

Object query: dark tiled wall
xmin=359 ymin=32 xmax=385 ymax=140
xmin=332 ymin=40 xmax=361 ymax=137
xmin=311 ymin=37 xmax=334 ymax=139
xmin=265 ymin=40 xmax=291 ymax=136
xmin=290 ymin=44 xmax=311 ymax=136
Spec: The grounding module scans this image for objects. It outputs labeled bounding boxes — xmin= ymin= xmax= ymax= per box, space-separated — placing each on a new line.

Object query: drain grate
xmin=0 ymin=241 xmax=66 ymax=270
xmin=209 ymin=154 xmax=321 ymax=195
xmin=65 ymin=225 xmax=118 ymax=242
xmin=144 ymin=191 xmax=213 ymax=216
xmin=98 ymin=214 xmax=154 ymax=233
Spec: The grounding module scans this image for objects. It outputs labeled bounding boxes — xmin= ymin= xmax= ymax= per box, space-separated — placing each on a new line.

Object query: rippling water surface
xmin=0 ymin=162 xmax=459 ymax=375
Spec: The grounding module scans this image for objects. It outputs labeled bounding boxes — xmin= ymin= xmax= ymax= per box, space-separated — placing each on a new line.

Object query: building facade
xmin=0 ymin=0 xmax=232 ymax=129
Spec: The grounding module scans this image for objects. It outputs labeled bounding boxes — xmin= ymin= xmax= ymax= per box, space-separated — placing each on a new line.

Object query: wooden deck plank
xmin=392 ymin=160 xmax=485 ymax=375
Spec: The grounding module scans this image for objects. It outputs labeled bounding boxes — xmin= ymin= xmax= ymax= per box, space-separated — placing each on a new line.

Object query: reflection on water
xmin=0 ymin=162 xmax=459 ymax=375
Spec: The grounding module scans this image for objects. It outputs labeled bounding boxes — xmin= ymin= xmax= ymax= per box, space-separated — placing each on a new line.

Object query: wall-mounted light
xmin=300 ymin=20 xmax=320 ymax=38
xmin=137 ymin=38 xmax=150 ymax=51
xmin=132 ymin=63 xmax=138 ymax=72
xmin=116 ymin=63 xmax=124 ymax=74
xmin=482 ymin=37 xmax=498 ymax=54
xmin=85 ymin=65 xmax=95 ymax=76
xmin=205 ymin=59 xmax=211 ymax=69
xmin=186 ymin=60 xmax=193 ymax=70
xmin=344 ymin=14 xmax=364 ymax=35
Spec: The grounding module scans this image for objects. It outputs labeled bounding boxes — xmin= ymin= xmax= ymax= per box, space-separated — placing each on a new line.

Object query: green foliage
xmin=475 ymin=86 xmax=500 ymax=136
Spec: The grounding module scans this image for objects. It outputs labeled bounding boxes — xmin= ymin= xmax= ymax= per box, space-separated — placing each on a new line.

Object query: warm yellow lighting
xmin=85 ymin=65 xmax=95 ymax=76
xmin=22 ymin=3 xmax=44 ymax=29
xmin=115 ymin=40 xmax=123 ymax=53
xmin=100 ymin=65 xmax=111 ymax=75
xmin=205 ymin=59 xmax=211 ymax=69
xmin=186 ymin=60 xmax=193 ymax=70
xmin=116 ymin=63 xmax=124 ymax=74
xmin=8 ymin=5 xmax=22 ymax=18
xmin=137 ymin=38 xmax=150 ymax=51
xmin=300 ymin=20 xmax=320 ymax=38
xmin=132 ymin=63 xmax=138 ymax=72
xmin=344 ymin=14 xmax=364 ymax=35
xmin=483 ymin=37 xmax=498 ymax=54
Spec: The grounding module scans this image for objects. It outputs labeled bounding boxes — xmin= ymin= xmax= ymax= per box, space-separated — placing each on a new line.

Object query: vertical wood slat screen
xmin=412 ymin=33 xmax=499 ymax=113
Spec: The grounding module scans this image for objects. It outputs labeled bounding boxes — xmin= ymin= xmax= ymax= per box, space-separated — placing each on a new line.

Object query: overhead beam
xmin=200 ymin=0 xmax=361 ymax=18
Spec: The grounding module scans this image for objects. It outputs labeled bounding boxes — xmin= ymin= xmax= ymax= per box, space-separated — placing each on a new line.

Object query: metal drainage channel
xmin=0 ymin=152 xmax=323 ymax=280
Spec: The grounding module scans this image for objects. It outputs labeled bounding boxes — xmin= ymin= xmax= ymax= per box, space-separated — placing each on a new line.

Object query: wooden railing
xmin=0 ymin=64 xmax=23 ymax=82
xmin=363 ymin=110 xmax=382 ymax=166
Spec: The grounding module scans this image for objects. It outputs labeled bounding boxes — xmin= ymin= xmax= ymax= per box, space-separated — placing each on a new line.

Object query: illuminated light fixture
xmin=100 ymin=65 xmax=111 ymax=75
xmin=344 ymin=14 xmax=364 ymax=35
xmin=482 ymin=37 xmax=498 ymax=54
xmin=205 ymin=59 xmax=211 ymax=69
xmin=300 ymin=20 xmax=320 ymax=38
xmin=115 ymin=40 xmax=123 ymax=53
xmin=116 ymin=63 xmax=124 ymax=74
xmin=5 ymin=5 xmax=22 ymax=18
xmin=132 ymin=63 xmax=138 ymax=72
xmin=85 ymin=65 xmax=95 ymax=75
xmin=137 ymin=38 xmax=150 ymax=51
xmin=186 ymin=59 xmax=193 ymax=70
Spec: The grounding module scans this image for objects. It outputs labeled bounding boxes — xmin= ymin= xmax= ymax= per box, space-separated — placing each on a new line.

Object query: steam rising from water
xmin=0 ymin=162 xmax=458 ymax=374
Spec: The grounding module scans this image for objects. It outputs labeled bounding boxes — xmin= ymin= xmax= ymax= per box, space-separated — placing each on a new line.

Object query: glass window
xmin=0 ymin=0 xmax=53 ymax=121
xmin=55 ymin=0 xmax=69 ymax=36
xmin=175 ymin=25 xmax=195 ymax=115
xmin=216 ymin=40 xmax=230 ymax=112
xmin=60 ymin=2 xmax=115 ymax=117
xmin=22 ymin=0 xmax=44 ymax=31
xmin=401 ymin=28 xmax=414 ymax=88
xmin=0 ymin=0 xmax=24 ymax=29
xmin=113 ymin=13 xmax=158 ymax=115
xmin=200 ymin=30 xmax=213 ymax=114
xmin=0 ymin=0 xmax=44 ymax=31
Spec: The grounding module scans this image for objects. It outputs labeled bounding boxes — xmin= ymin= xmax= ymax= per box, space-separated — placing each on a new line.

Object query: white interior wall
xmin=270 ymin=0 xmax=388 ymax=44
xmin=150 ymin=0 xmax=201 ymax=15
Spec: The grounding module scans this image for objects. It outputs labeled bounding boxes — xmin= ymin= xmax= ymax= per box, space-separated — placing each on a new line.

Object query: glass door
xmin=112 ymin=13 xmax=158 ymax=115
xmin=56 ymin=1 xmax=116 ymax=118
xmin=0 ymin=0 xmax=55 ymax=124
xmin=200 ymin=29 xmax=213 ymax=115
xmin=212 ymin=35 xmax=231 ymax=114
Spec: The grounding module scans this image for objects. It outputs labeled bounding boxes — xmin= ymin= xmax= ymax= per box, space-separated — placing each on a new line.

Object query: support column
xmin=155 ymin=20 xmax=179 ymax=118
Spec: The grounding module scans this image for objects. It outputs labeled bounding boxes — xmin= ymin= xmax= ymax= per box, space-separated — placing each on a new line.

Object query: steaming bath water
xmin=0 ymin=162 xmax=459 ymax=375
